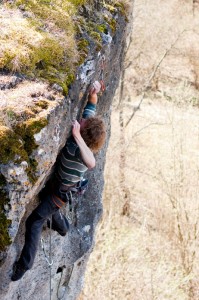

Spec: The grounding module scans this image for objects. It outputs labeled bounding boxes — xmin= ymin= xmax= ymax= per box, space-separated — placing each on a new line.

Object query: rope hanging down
xmin=41 ymin=215 xmax=53 ymax=300
xmin=40 ymin=53 xmax=106 ymax=300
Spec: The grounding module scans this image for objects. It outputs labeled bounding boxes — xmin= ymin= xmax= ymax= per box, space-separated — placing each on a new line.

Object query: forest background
xmin=80 ymin=0 xmax=199 ymax=299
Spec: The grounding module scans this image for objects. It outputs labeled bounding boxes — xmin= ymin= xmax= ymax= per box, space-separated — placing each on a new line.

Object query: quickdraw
xmin=99 ymin=54 xmax=106 ymax=92
xmin=67 ymin=99 xmax=78 ymax=125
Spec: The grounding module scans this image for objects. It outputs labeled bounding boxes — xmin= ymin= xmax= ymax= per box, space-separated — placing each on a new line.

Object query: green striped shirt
xmin=55 ymin=102 xmax=96 ymax=186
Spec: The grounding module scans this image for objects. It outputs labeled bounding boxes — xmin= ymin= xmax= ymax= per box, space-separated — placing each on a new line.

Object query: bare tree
xmin=125 ymin=31 xmax=186 ymax=128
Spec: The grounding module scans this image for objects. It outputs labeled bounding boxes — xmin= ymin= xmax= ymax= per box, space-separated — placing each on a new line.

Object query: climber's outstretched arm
xmin=87 ymin=81 xmax=101 ymax=105
xmin=82 ymin=81 xmax=101 ymax=119
xmin=87 ymin=88 xmax=98 ymax=105
xmin=73 ymin=80 xmax=102 ymax=168
xmin=72 ymin=120 xmax=95 ymax=169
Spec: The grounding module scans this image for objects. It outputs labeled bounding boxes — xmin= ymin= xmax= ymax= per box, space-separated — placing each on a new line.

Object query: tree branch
xmin=125 ymin=31 xmax=186 ymax=128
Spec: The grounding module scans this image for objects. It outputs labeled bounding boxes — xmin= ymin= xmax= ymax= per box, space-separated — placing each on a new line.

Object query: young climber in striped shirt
xmin=11 ymin=81 xmax=106 ymax=281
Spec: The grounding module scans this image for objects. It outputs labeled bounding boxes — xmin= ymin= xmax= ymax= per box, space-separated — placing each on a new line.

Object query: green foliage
xmin=5 ymin=109 xmax=17 ymax=123
xmin=114 ymin=1 xmax=128 ymax=20
xmin=14 ymin=117 xmax=48 ymax=156
xmin=0 ymin=126 xmax=28 ymax=164
xmin=96 ymin=24 xmax=108 ymax=33
xmin=104 ymin=16 xmax=117 ymax=33
xmin=67 ymin=0 xmax=86 ymax=6
xmin=0 ymin=0 xmax=83 ymax=93
xmin=0 ymin=116 xmax=48 ymax=183
xmin=34 ymin=38 xmax=66 ymax=70
xmin=0 ymin=0 xmax=126 ymax=254
xmin=15 ymin=0 xmax=76 ymax=30
xmin=76 ymin=38 xmax=89 ymax=65
xmin=77 ymin=38 xmax=89 ymax=50
xmin=36 ymin=100 xmax=49 ymax=109
xmin=0 ymin=174 xmax=11 ymax=252
xmin=0 ymin=213 xmax=11 ymax=252
xmin=0 ymin=116 xmax=49 ymax=252
xmin=27 ymin=158 xmax=38 ymax=183
xmin=0 ymin=0 xmax=125 ymax=96
xmin=90 ymin=31 xmax=102 ymax=42
xmin=75 ymin=19 xmax=104 ymax=53
xmin=0 ymin=211 xmax=11 ymax=252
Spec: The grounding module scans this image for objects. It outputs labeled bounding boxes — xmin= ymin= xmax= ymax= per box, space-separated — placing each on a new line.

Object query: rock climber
xmin=11 ymin=81 xmax=106 ymax=281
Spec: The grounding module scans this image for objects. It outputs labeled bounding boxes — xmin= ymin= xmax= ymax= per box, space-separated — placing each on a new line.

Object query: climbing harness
xmin=41 ymin=179 xmax=88 ymax=299
xmin=41 ymin=215 xmax=53 ymax=300
xmin=60 ymin=179 xmax=88 ymax=223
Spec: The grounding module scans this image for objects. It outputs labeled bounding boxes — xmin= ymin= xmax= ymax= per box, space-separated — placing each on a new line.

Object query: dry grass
xmin=0 ymin=4 xmax=77 ymax=73
xmin=80 ymin=97 xmax=199 ymax=300
xmin=0 ymin=9 xmax=43 ymax=71
xmin=0 ymin=0 xmax=129 ymax=74
xmin=125 ymin=0 xmax=199 ymax=95
xmin=79 ymin=1 xmax=199 ymax=299
xmin=0 ymin=80 xmax=58 ymax=127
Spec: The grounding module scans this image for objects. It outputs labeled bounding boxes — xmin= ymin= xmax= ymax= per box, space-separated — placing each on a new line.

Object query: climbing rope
xmin=41 ymin=215 xmax=53 ymax=300
xmin=40 ymin=52 xmax=106 ymax=299
xmin=40 ymin=189 xmax=78 ymax=300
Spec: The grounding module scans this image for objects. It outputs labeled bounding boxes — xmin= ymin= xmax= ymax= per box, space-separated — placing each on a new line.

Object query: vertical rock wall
xmin=0 ymin=2 xmax=131 ymax=299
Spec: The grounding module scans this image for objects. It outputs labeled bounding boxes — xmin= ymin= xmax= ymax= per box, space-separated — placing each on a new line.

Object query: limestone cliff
xmin=0 ymin=1 xmax=130 ymax=299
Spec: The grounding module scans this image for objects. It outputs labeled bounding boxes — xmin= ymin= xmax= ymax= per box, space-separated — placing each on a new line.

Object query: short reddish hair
xmin=80 ymin=117 xmax=106 ymax=153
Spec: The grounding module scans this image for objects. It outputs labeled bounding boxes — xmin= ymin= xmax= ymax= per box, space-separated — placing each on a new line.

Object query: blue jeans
xmin=18 ymin=190 xmax=69 ymax=270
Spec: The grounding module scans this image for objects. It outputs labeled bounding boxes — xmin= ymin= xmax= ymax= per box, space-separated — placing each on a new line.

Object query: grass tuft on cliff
xmin=0 ymin=1 xmax=84 ymax=92
xmin=0 ymin=0 xmax=127 ymax=92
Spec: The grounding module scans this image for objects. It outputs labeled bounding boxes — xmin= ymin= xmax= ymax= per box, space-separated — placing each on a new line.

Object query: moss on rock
xmin=104 ymin=16 xmax=117 ymax=33
xmin=0 ymin=211 xmax=12 ymax=252
xmin=1 ymin=0 xmax=82 ymax=94
xmin=68 ymin=0 xmax=86 ymax=6
xmin=36 ymin=100 xmax=49 ymax=110
xmin=14 ymin=117 xmax=48 ymax=156
xmin=0 ymin=116 xmax=48 ymax=184
xmin=96 ymin=24 xmax=108 ymax=33
xmin=0 ymin=174 xmax=11 ymax=252
xmin=0 ymin=126 xmax=28 ymax=164
xmin=0 ymin=116 xmax=49 ymax=252
xmin=76 ymin=38 xmax=89 ymax=65
xmin=26 ymin=158 xmax=38 ymax=183
xmin=1 ymin=0 xmax=127 ymax=98
xmin=114 ymin=1 xmax=128 ymax=21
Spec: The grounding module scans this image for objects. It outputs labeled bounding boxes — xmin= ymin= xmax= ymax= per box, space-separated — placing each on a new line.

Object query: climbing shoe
xmin=11 ymin=261 xmax=28 ymax=281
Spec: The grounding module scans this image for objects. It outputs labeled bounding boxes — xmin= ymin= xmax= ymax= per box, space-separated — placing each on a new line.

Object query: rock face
xmin=0 ymin=3 xmax=130 ymax=299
